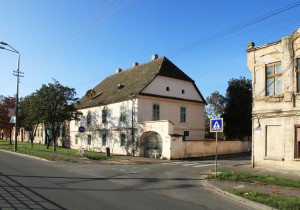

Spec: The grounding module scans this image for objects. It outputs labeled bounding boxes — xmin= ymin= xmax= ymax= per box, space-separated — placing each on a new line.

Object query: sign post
xmin=210 ymin=118 xmax=223 ymax=177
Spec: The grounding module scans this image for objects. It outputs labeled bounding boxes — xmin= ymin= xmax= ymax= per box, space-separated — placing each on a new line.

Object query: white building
xmin=247 ymin=28 xmax=300 ymax=171
xmin=70 ymin=55 xmax=206 ymax=159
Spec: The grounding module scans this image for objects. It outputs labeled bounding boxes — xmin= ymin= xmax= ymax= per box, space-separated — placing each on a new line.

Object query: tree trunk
xmin=46 ymin=138 xmax=52 ymax=149
xmin=9 ymin=129 xmax=12 ymax=144
xmin=53 ymin=138 xmax=56 ymax=152
xmin=30 ymin=138 xmax=34 ymax=148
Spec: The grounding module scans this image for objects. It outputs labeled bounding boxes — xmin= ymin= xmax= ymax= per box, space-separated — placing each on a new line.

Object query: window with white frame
xmin=153 ymin=104 xmax=160 ymax=121
xmin=266 ymin=62 xmax=282 ymax=96
xmin=180 ymin=107 xmax=186 ymax=123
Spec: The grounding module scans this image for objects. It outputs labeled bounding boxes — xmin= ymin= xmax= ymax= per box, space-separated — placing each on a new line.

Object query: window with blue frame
xmin=180 ymin=107 xmax=186 ymax=123
xmin=120 ymin=105 xmax=126 ymax=122
xmin=102 ymin=134 xmax=107 ymax=146
xmin=153 ymin=104 xmax=160 ymax=121
xmin=87 ymin=111 xmax=92 ymax=125
xmin=120 ymin=134 xmax=126 ymax=146
xmin=102 ymin=108 xmax=107 ymax=123
xmin=88 ymin=135 xmax=91 ymax=145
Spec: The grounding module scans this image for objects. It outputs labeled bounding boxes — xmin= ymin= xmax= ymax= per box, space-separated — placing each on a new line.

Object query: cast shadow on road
xmin=0 ymin=171 xmax=204 ymax=209
xmin=0 ymin=172 xmax=67 ymax=210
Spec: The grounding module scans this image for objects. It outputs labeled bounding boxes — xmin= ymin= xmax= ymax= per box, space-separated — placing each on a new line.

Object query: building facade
xmin=70 ymin=55 xmax=207 ymax=159
xmin=247 ymin=28 xmax=300 ymax=171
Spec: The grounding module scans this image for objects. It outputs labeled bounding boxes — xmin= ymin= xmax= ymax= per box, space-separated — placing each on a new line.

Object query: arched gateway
xmin=140 ymin=131 xmax=162 ymax=159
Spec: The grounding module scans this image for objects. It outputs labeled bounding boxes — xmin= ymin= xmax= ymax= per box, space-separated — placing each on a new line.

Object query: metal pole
xmin=14 ymin=53 xmax=20 ymax=151
xmin=0 ymin=42 xmax=21 ymax=151
xmin=131 ymin=99 xmax=134 ymax=156
xmin=215 ymin=132 xmax=218 ymax=177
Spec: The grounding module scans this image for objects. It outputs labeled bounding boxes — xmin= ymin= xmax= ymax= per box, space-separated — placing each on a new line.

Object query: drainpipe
xmin=252 ymin=116 xmax=255 ymax=168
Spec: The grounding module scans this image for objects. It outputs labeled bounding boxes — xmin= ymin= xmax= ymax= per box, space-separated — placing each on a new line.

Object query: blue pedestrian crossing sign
xmin=210 ymin=118 xmax=223 ymax=132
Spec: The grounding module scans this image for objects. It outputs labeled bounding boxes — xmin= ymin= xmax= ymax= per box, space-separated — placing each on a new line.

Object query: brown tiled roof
xmin=76 ymin=56 xmax=205 ymax=109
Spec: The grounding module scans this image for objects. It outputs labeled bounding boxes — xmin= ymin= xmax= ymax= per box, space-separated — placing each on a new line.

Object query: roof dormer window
xmin=166 ymin=87 xmax=170 ymax=91
xmin=182 ymin=90 xmax=185 ymax=94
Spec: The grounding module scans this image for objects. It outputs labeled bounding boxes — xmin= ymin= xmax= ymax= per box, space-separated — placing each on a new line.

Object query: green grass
xmin=84 ymin=151 xmax=108 ymax=160
xmin=216 ymin=169 xmax=300 ymax=188
xmin=0 ymin=139 xmax=108 ymax=162
xmin=214 ymin=169 xmax=300 ymax=209
xmin=232 ymin=190 xmax=300 ymax=210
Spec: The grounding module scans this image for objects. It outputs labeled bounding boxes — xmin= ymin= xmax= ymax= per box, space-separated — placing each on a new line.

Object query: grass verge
xmin=217 ymin=169 xmax=300 ymax=188
xmin=232 ymin=189 xmax=300 ymax=210
xmin=0 ymin=140 xmax=108 ymax=162
xmin=215 ymin=169 xmax=300 ymax=209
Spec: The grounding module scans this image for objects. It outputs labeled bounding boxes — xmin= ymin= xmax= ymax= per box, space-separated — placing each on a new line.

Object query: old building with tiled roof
xmin=70 ymin=55 xmax=206 ymax=159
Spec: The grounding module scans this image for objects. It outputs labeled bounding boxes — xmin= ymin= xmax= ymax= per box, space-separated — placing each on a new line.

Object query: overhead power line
xmin=167 ymin=1 xmax=300 ymax=58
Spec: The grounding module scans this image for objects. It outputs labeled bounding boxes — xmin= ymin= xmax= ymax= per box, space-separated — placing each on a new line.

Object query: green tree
xmin=19 ymin=93 xmax=42 ymax=147
xmin=222 ymin=77 xmax=252 ymax=140
xmin=0 ymin=96 xmax=16 ymax=143
xmin=205 ymin=91 xmax=226 ymax=138
xmin=36 ymin=80 xmax=78 ymax=151
xmin=20 ymin=80 xmax=78 ymax=151
xmin=206 ymin=91 xmax=226 ymax=118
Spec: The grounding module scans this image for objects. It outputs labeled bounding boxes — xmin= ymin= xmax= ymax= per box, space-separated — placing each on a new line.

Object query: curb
xmin=0 ymin=149 xmax=50 ymax=162
xmin=199 ymin=176 xmax=277 ymax=210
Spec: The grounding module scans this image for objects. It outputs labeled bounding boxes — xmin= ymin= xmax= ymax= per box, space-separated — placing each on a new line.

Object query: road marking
xmin=120 ymin=169 xmax=126 ymax=171
xmin=182 ymin=163 xmax=199 ymax=166
xmin=193 ymin=164 xmax=215 ymax=168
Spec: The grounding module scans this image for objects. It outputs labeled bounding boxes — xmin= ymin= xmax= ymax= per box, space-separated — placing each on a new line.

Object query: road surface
xmin=0 ymin=151 xmax=252 ymax=210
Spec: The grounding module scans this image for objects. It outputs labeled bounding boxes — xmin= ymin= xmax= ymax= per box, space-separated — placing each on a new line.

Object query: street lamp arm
xmin=0 ymin=41 xmax=19 ymax=53
xmin=0 ymin=46 xmax=18 ymax=54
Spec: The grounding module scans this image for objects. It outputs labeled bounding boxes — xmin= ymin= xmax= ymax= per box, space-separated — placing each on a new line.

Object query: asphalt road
xmin=0 ymin=151 xmax=252 ymax=210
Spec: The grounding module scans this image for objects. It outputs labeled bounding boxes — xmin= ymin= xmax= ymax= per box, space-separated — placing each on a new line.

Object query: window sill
xmin=264 ymin=94 xmax=284 ymax=103
xmin=266 ymin=94 xmax=284 ymax=99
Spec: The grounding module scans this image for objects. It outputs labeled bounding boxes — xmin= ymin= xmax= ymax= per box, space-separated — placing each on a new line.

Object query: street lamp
xmin=0 ymin=41 xmax=22 ymax=151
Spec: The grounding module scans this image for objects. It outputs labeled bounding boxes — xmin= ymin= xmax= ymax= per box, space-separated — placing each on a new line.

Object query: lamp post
xmin=0 ymin=41 xmax=22 ymax=151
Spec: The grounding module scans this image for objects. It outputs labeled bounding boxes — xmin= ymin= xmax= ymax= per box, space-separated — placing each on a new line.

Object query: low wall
xmin=170 ymin=138 xmax=252 ymax=159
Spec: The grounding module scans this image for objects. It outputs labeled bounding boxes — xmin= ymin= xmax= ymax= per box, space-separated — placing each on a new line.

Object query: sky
xmin=1 ymin=0 xmax=300 ymax=100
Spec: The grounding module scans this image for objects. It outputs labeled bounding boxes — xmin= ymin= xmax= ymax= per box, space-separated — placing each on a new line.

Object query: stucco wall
xmin=142 ymin=75 xmax=203 ymax=102
xmin=138 ymin=96 xmax=205 ymax=140
xmin=170 ymin=138 xmax=251 ymax=159
xmin=69 ymin=100 xmax=136 ymax=154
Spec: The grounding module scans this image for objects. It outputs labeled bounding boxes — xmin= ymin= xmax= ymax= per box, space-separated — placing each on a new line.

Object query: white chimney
xmin=116 ymin=68 xmax=122 ymax=73
xmin=132 ymin=62 xmax=139 ymax=67
xmin=151 ymin=54 xmax=158 ymax=60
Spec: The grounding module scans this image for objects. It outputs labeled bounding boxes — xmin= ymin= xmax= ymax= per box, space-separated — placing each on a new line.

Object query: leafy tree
xmin=0 ymin=96 xmax=16 ymax=143
xmin=35 ymin=80 xmax=78 ymax=151
xmin=19 ymin=93 xmax=42 ymax=147
xmin=205 ymin=91 xmax=226 ymax=138
xmin=206 ymin=91 xmax=226 ymax=118
xmin=222 ymin=77 xmax=252 ymax=140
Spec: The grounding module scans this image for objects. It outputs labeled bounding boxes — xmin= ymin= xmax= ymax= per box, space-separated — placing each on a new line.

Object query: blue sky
xmin=1 ymin=0 xmax=300 ymax=99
